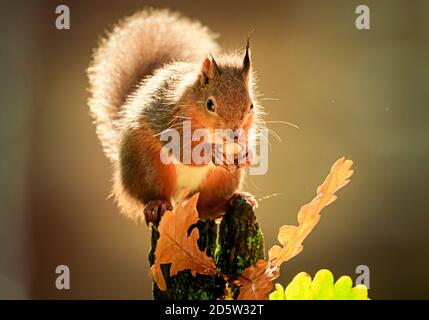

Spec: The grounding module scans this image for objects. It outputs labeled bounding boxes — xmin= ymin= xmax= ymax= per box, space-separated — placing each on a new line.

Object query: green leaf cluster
xmin=269 ymin=269 xmax=368 ymax=300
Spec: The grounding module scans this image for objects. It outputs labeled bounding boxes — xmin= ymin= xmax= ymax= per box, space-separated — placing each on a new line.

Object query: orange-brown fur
xmin=88 ymin=9 xmax=263 ymax=222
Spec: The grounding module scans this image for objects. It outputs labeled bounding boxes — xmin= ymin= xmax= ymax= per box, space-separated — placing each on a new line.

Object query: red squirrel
xmin=87 ymin=9 xmax=263 ymax=224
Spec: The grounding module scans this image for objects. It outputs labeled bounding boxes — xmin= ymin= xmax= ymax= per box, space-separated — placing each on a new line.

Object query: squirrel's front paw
xmin=213 ymin=145 xmax=254 ymax=173
xmin=143 ymin=200 xmax=173 ymax=226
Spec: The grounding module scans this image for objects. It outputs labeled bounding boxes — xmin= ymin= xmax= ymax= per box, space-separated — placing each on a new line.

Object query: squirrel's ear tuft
xmin=200 ymin=55 xmax=219 ymax=86
xmin=242 ymin=37 xmax=251 ymax=78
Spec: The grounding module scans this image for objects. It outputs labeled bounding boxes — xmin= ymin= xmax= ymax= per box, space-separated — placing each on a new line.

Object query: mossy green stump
xmin=149 ymin=194 xmax=265 ymax=300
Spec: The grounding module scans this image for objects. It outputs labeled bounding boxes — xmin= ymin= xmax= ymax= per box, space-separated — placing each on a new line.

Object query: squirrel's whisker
xmin=260 ymin=97 xmax=279 ymax=101
xmin=153 ymin=121 xmax=187 ymax=137
xmin=264 ymin=120 xmax=300 ymax=130
xmin=257 ymin=193 xmax=282 ymax=202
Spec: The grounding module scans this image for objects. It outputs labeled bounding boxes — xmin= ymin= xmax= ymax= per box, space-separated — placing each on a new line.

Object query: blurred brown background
xmin=1 ymin=0 xmax=428 ymax=299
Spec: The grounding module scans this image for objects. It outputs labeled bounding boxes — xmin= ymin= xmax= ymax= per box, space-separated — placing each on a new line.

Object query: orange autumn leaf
xmin=150 ymin=192 xmax=217 ymax=291
xmin=238 ymin=157 xmax=354 ymax=300
xmin=268 ymin=157 xmax=354 ymax=266
xmin=238 ymin=259 xmax=280 ymax=300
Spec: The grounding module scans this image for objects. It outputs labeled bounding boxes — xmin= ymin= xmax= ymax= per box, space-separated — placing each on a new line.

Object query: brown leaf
xmin=238 ymin=157 xmax=353 ymax=300
xmin=237 ymin=259 xmax=280 ymax=300
xmin=268 ymin=157 xmax=354 ymax=266
xmin=150 ymin=192 xmax=217 ymax=291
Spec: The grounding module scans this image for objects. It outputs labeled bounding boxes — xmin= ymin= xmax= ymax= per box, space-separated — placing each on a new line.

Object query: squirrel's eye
xmin=250 ymin=104 xmax=254 ymax=112
xmin=206 ymin=98 xmax=215 ymax=112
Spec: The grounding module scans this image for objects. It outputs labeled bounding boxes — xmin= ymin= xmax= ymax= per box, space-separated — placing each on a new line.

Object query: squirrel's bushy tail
xmin=87 ymin=9 xmax=219 ymax=161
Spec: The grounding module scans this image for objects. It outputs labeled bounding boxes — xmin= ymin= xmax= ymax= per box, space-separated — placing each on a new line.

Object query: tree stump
xmin=149 ymin=194 xmax=265 ymax=300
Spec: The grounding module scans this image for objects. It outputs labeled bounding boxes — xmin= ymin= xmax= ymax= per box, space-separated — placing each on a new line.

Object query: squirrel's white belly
xmin=175 ymin=164 xmax=213 ymax=195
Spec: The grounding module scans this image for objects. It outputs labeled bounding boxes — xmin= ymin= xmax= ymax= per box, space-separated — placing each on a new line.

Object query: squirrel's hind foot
xmin=143 ymin=200 xmax=173 ymax=226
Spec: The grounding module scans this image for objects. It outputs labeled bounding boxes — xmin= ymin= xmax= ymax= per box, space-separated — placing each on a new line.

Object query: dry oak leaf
xmin=238 ymin=259 xmax=280 ymax=300
xmin=268 ymin=157 xmax=354 ymax=266
xmin=238 ymin=157 xmax=354 ymax=300
xmin=150 ymin=192 xmax=217 ymax=291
